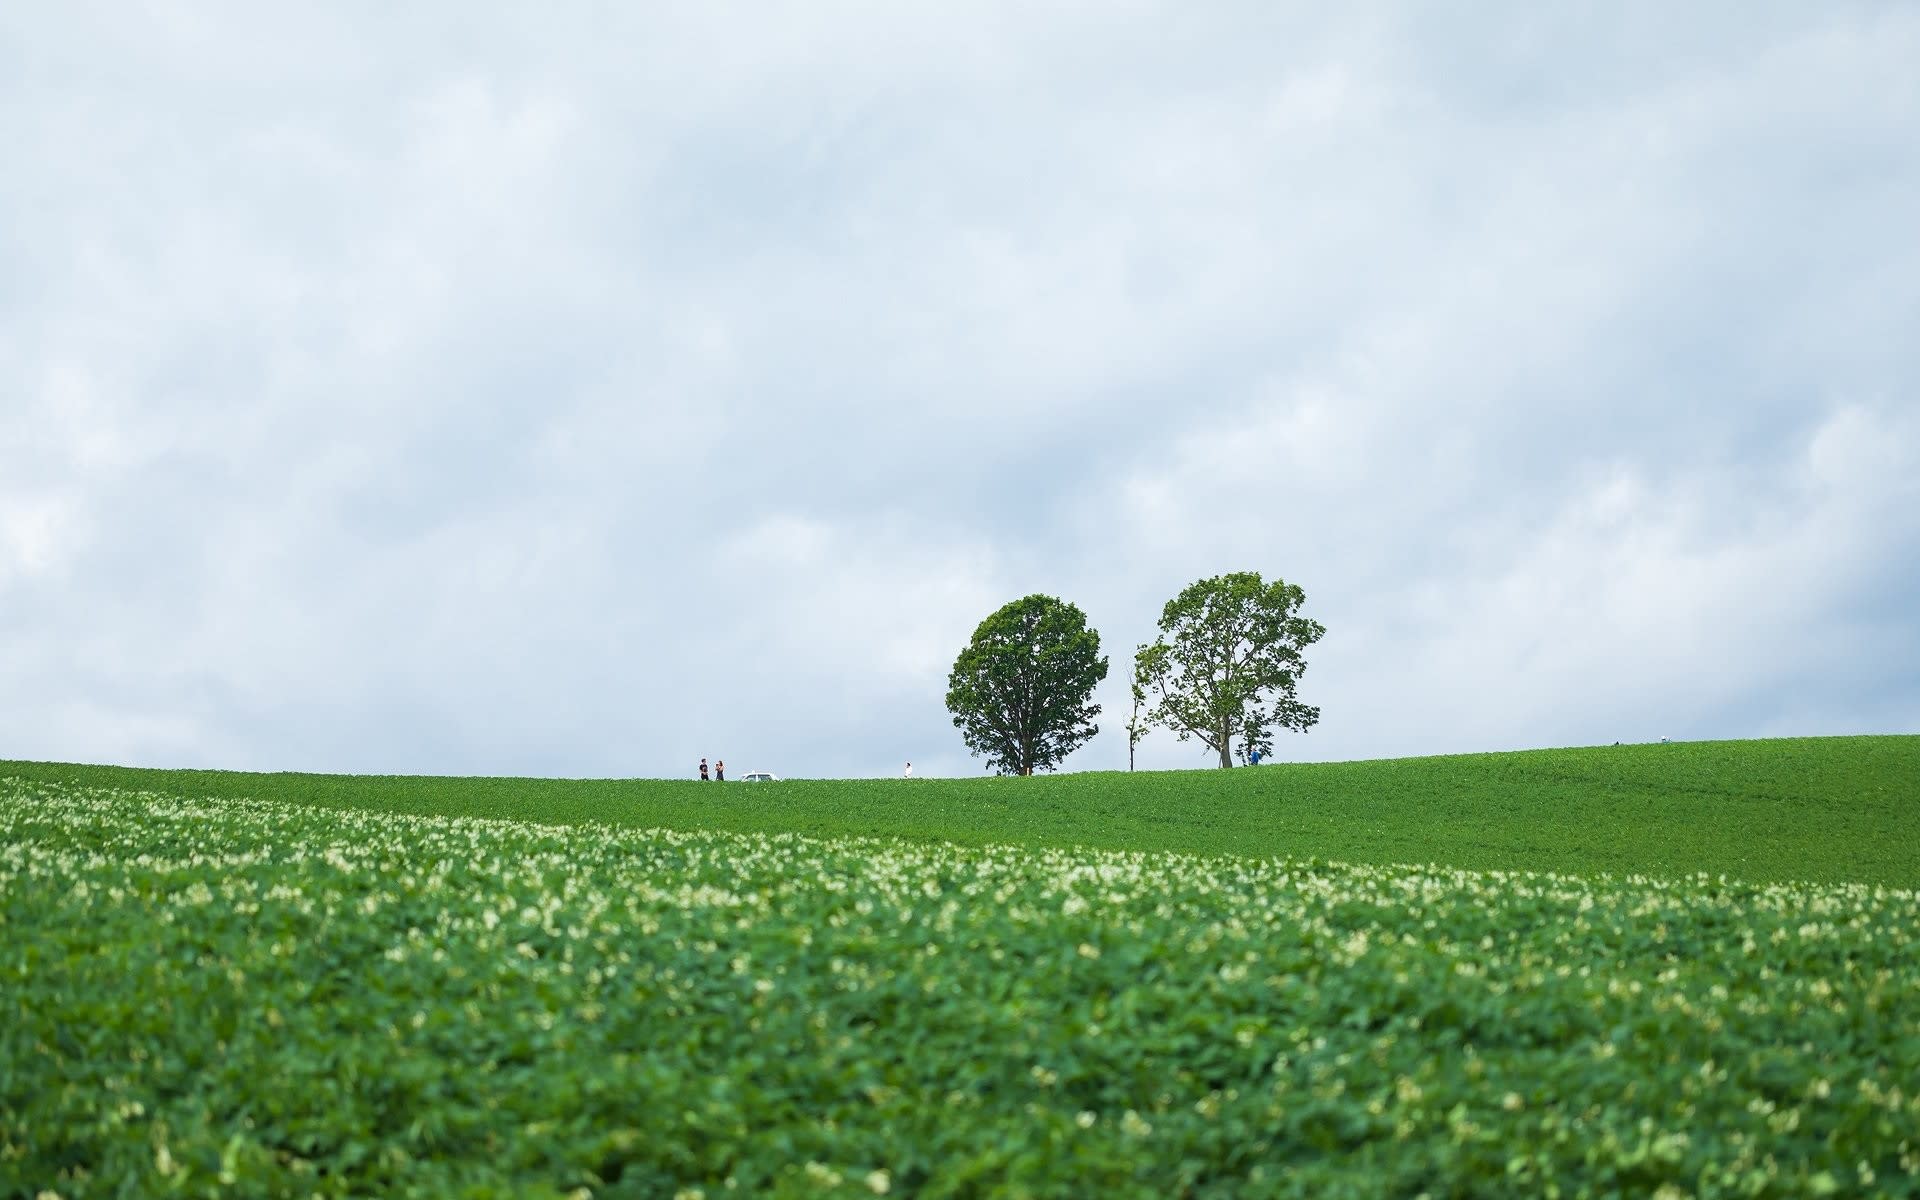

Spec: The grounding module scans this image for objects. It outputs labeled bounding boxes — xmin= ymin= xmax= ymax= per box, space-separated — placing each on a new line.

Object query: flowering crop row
xmin=4 ymin=778 xmax=1918 ymax=1197
xmin=9 ymin=735 xmax=1918 ymax=886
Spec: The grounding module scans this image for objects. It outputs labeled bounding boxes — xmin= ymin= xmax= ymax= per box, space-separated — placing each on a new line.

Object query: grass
xmin=5 ymin=734 xmax=1916 ymax=885
xmin=8 ymin=779 xmax=1918 ymax=1197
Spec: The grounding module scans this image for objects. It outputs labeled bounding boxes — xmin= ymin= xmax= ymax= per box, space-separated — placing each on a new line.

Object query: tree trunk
xmin=1128 ymin=695 xmax=1138 ymax=772
xmin=1218 ymin=740 xmax=1232 ymax=769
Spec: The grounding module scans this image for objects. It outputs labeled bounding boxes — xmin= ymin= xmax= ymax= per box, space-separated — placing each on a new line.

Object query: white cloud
xmin=1289 ymin=401 xmax=1920 ymax=761
xmin=1 ymin=3 xmax=1915 ymax=776
xmin=0 ymin=492 xmax=80 ymax=585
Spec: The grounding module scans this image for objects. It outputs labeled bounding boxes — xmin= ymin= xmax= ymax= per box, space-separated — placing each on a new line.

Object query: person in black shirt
xmin=699 ymin=758 xmax=710 ymax=781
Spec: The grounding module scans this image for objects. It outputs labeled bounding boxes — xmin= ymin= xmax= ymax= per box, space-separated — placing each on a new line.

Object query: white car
xmin=739 ymin=772 xmax=780 ymax=783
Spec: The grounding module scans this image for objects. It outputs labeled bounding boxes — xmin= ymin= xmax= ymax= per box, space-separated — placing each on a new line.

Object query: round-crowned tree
xmin=945 ymin=594 xmax=1109 ymax=776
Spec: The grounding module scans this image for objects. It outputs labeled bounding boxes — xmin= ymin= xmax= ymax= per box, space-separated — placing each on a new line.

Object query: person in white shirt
xmin=904 ymin=762 xmax=913 ymax=778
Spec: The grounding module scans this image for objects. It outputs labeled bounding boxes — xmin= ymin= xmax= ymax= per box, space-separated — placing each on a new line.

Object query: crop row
xmin=11 ymin=735 xmax=1917 ymax=886
xmin=4 ymin=778 xmax=1919 ymax=1197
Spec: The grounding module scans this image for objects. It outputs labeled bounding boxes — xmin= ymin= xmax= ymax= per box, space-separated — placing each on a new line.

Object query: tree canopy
xmin=1134 ymin=571 xmax=1323 ymax=768
xmin=945 ymin=594 xmax=1109 ymax=776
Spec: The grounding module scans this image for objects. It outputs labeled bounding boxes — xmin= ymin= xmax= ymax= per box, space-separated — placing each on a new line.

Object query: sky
xmin=3 ymin=3 xmax=1917 ymax=779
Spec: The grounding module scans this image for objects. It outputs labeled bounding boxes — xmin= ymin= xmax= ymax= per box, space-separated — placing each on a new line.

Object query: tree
xmin=1126 ymin=672 xmax=1146 ymax=772
xmin=946 ymin=594 xmax=1109 ymax=776
xmin=1133 ymin=572 xmax=1324 ymax=768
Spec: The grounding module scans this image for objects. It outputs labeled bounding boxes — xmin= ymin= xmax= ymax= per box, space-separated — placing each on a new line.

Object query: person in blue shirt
xmin=1248 ymin=748 xmax=1263 ymax=765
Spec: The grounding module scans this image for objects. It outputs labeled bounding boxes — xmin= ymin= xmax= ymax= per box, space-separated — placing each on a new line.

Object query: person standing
xmin=715 ymin=760 xmax=726 ymax=782
xmin=904 ymin=761 xmax=913 ymax=778
xmin=699 ymin=758 xmax=710 ymax=781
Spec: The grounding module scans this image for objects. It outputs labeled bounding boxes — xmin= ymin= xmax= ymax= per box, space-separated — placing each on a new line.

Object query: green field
xmin=7 ymin=735 xmax=1918 ymax=886
xmin=5 ymin=736 xmax=1919 ymax=1196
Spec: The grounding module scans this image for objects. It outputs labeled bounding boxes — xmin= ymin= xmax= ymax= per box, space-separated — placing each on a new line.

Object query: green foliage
xmin=5 ymin=735 xmax=1919 ymax=886
xmin=1125 ymin=673 xmax=1146 ymax=772
xmin=945 ymin=594 xmax=1109 ymax=776
xmin=6 ymin=778 xmax=1920 ymax=1196
xmin=1135 ymin=572 xmax=1324 ymax=768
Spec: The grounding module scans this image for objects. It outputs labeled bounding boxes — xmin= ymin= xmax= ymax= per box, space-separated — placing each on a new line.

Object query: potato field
xmin=5 ymin=776 xmax=1918 ymax=1197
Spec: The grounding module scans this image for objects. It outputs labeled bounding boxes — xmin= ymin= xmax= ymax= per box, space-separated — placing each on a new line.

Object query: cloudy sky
xmin=4 ymin=4 xmax=1916 ymax=779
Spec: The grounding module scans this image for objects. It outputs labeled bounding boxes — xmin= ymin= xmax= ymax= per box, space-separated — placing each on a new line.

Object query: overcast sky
xmin=4 ymin=4 xmax=1916 ymax=779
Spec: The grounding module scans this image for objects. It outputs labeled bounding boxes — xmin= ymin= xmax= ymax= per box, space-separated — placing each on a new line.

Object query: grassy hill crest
xmin=7 ymin=734 xmax=1915 ymax=885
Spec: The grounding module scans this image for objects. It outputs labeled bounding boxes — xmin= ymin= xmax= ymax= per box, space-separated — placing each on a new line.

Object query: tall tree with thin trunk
xmin=1126 ymin=665 xmax=1147 ymax=772
xmin=946 ymin=594 xmax=1108 ymax=776
xmin=1133 ymin=572 xmax=1323 ymax=768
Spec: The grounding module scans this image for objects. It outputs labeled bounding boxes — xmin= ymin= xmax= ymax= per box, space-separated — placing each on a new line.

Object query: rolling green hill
xmin=7 ymin=739 xmax=1919 ymax=1192
xmin=9 ymin=778 xmax=1917 ymax=1195
xmin=6 ymin=735 xmax=1915 ymax=885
